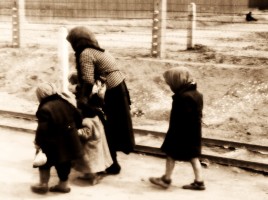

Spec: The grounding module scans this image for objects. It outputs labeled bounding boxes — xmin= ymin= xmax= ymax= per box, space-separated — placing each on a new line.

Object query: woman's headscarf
xmin=66 ymin=26 xmax=105 ymax=53
xmin=36 ymin=82 xmax=57 ymax=102
xmin=163 ymin=66 xmax=194 ymax=93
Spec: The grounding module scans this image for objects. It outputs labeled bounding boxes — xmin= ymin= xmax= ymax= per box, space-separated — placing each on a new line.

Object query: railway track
xmin=0 ymin=109 xmax=268 ymax=174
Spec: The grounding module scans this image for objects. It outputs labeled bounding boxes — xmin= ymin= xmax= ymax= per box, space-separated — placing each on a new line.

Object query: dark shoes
xmin=105 ymin=162 xmax=121 ymax=175
xmin=149 ymin=175 xmax=171 ymax=189
xmin=31 ymin=183 xmax=70 ymax=194
xmin=49 ymin=185 xmax=71 ymax=193
xmin=149 ymin=176 xmax=205 ymax=191
xmin=182 ymin=180 xmax=206 ymax=190
xmin=31 ymin=184 xmax=48 ymax=194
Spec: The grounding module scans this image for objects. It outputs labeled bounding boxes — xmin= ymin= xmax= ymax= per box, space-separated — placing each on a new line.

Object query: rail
xmin=0 ymin=109 xmax=267 ymax=174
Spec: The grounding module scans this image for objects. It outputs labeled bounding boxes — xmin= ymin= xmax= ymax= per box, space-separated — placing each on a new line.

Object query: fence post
xmin=18 ymin=0 xmax=26 ymax=24
xmin=12 ymin=0 xmax=20 ymax=48
xmin=58 ymin=27 xmax=69 ymax=94
xmin=187 ymin=2 xmax=196 ymax=49
xmin=151 ymin=0 xmax=167 ymax=58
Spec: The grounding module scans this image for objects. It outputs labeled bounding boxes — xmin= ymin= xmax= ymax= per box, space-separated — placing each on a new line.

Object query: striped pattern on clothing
xmin=79 ymin=48 xmax=125 ymax=89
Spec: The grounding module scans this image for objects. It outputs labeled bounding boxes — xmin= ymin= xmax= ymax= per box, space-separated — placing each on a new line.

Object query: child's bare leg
xmin=149 ymin=156 xmax=174 ymax=188
xmin=190 ymin=157 xmax=203 ymax=182
xmin=182 ymin=157 xmax=205 ymax=190
xmin=164 ymin=156 xmax=175 ymax=180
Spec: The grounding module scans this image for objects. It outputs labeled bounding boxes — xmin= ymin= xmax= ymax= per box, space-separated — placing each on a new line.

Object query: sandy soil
xmin=0 ymin=12 xmax=267 ymax=146
xmin=0 ymin=48 xmax=267 ymax=146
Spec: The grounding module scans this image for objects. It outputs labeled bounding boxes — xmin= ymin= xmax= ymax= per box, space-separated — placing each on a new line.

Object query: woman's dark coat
xmin=35 ymin=94 xmax=83 ymax=165
xmin=161 ymin=84 xmax=203 ymax=161
xmin=67 ymin=26 xmax=135 ymax=155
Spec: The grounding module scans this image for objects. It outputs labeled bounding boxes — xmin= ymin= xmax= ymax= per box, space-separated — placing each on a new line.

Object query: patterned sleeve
xmin=79 ymin=49 xmax=95 ymax=85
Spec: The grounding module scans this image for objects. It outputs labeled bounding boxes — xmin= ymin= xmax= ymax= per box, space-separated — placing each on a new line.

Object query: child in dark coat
xmin=149 ymin=67 xmax=205 ymax=190
xmin=31 ymin=82 xmax=83 ymax=194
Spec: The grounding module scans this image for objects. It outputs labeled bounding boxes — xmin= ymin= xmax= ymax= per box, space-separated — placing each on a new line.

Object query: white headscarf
xmin=36 ymin=82 xmax=77 ymax=107
xmin=163 ymin=67 xmax=194 ymax=93
xmin=36 ymin=82 xmax=57 ymax=102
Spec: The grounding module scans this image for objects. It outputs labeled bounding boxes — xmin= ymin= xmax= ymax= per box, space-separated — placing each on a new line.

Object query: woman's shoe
xmin=105 ymin=163 xmax=121 ymax=174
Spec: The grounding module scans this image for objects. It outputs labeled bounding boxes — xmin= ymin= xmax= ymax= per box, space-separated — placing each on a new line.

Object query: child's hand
xmin=68 ymin=84 xmax=77 ymax=93
xmin=92 ymin=83 xmax=99 ymax=94
xmin=77 ymin=129 xmax=82 ymax=136
xmin=34 ymin=144 xmax=40 ymax=150
xmin=98 ymin=83 xmax=106 ymax=99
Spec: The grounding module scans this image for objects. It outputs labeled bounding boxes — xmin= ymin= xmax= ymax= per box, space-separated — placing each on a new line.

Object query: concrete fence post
xmin=18 ymin=0 xmax=26 ymax=23
xmin=58 ymin=27 xmax=69 ymax=94
xmin=151 ymin=0 xmax=167 ymax=58
xmin=12 ymin=0 xmax=20 ymax=48
xmin=187 ymin=2 xmax=196 ymax=49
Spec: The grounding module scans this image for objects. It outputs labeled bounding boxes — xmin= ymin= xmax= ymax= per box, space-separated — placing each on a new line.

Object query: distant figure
xmin=149 ymin=67 xmax=205 ymax=190
xmin=246 ymin=12 xmax=258 ymax=21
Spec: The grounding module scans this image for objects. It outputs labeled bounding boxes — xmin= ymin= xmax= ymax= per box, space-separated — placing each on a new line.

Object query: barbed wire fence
xmin=0 ymin=0 xmax=268 ymax=63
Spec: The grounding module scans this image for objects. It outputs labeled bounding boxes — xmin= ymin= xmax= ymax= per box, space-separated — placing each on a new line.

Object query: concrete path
xmin=0 ymin=128 xmax=267 ymax=200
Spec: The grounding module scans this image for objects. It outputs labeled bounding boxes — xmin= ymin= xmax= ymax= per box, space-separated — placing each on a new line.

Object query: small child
xmin=73 ymin=114 xmax=113 ymax=185
xmin=69 ymin=72 xmax=112 ymax=185
xmin=31 ymin=82 xmax=83 ymax=194
xmin=68 ymin=72 xmax=106 ymax=110
xmin=149 ymin=66 xmax=205 ymax=190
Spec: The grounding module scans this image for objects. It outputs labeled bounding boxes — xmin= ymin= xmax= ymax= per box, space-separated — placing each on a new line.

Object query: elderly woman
xmin=149 ymin=67 xmax=205 ymax=190
xmin=31 ymin=82 xmax=83 ymax=194
xmin=66 ymin=26 xmax=135 ymax=175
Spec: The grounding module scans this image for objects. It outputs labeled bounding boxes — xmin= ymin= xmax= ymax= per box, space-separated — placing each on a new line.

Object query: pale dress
xmin=74 ymin=116 xmax=113 ymax=173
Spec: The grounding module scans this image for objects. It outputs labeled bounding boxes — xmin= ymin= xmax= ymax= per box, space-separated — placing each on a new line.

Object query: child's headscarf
xmin=163 ymin=67 xmax=194 ymax=93
xmin=36 ymin=82 xmax=77 ymax=107
xmin=36 ymin=82 xmax=57 ymax=102
xmin=66 ymin=26 xmax=105 ymax=53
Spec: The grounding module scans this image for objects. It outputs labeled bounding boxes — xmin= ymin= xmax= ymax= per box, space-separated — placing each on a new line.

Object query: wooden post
xmin=151 ymin=0 xmax=166 ymax=58
xmin=187 ymin=3 xmax=196 ymax=49
xmin=12 ymin=0 xmax=20 ymax=48
xmin=58 ymin=27 xmax=69 ymax=94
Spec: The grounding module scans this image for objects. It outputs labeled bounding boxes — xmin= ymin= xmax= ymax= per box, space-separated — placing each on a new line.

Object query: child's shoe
xmin=30 ymin=169 xmax=50 ymax=194
xmin=182 ymin=180 xmax=205 ymax=190
xmin=49 ymin=181 xmax=71 ymax=193
xmin=78 ymin=173 xmax=102 ymax=185
xmin=149 ymin=175 xmax=171 ymax=189
xmin=49 ymin=185 xmax=71 ymax=193
xmin=90 ymin=174 xmax=102 ymax=185
xmin=31 ymin=183 xmax=48 ymax=194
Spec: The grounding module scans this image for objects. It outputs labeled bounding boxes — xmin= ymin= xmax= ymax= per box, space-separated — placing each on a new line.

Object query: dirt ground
xmin=0 ymin=10 xmax=268 ymax=199
xmin=0 ymin=128 xmax=267 ymax=200
xmin=0 ymin=12 xmax=267 ymax=146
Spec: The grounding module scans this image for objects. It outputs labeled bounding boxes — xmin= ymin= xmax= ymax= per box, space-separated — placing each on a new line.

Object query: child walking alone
xmin=149 ymin=66 xmax=205 ymax=190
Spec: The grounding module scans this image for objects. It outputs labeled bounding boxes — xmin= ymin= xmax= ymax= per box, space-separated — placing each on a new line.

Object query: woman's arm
xmin=80 ymin=50 xmax=95 ymax=85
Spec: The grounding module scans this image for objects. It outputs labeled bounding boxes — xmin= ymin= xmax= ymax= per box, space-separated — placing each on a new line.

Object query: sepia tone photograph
xmin=0 ymin=0 xmax=267 ymax=199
